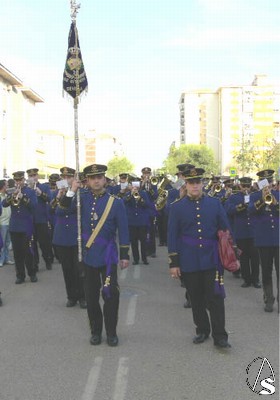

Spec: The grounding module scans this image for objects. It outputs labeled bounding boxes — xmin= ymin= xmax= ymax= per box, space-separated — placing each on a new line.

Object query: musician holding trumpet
xmin=123 ymin=178 xmax=151 ymax=265
xmin=248 ymin=169 xmax=279 ymax=312
xmin=2 ymin=171 xmax=38 ymax=284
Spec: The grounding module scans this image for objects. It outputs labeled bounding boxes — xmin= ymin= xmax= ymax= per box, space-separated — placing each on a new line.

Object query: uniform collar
xmin=92 ymin=189 xmax=107 ymax=198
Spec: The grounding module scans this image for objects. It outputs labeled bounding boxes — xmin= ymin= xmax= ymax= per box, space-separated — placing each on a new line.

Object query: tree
xmin=107 ymin=156 xmax=134 ymax=178
xmin=162 ymin=144 xmax=219 ymax=176
xmin=232 ymin=138 xmax=256 ymax=176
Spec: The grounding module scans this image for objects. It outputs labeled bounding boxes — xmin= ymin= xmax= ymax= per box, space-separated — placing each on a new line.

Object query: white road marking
xmin=125 ymin=296 xmax=137 ymax=326
xmin=133 ymin=265 xmax=140 ymax=280
xmin=113 ymin=357 xmax=129 ymax=400
xmin=81 ymin=356 xmax=103 ymax=400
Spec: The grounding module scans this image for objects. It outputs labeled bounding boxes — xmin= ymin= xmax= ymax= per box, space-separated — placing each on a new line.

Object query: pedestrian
xmin=58 ymin=164 xmax=130 ymax=346
xmin=123 ymin=178 xmax=151 ymax=265
xmin=224 ymin=177 xmax=261 ymax=288
xmin=26 ymin=168 xmax=54 ymax=271
xmin=52 ymin=167 xmax=86 ymax=308
xmin=0 ymin=179 xmax=14 ymax=267
xmin=2 ymin=171 xmax=38 ymax=284
xmin=248 ymin=169 xmax=279 ymax=312
xmin=168 ymin=167 xmax=231 ymax=348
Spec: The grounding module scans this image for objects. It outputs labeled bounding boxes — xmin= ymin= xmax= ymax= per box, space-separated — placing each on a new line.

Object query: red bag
xmin=217 ymin=230 xmax=241 ymax=272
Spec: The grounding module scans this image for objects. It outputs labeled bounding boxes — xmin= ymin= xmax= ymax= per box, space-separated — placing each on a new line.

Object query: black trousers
xmin=34 ymin=223 xmax=54 ymax=265
xmin=55 ymin=245 xmax=85 ymax=302
xmin=182 ymin=269 xmax=228 ymax=342
xmin=146 ymin=217 xmax=156 ymax=256
xmin=129 ymin=225 xmax=148 ymax=262
xmin=258 ymin=247 xmax=279 ymax=297
xmin=10 ymin=232 xmax=36 ymax=279
xmin=236 ymin=238 xmax=260 ymax=284
xmin=157 ymin=211 xmax=167 ymax=245
xmin=84 ymin=264 xmax=119 ymax=336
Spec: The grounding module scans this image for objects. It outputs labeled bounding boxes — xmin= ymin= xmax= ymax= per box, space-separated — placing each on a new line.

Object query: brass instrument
xmin=214 ymin=184 xmax=222 ymax=193
xmin=264 ymin=193 xmax=273 ymax=205
xmin=150 ymin=176 xmax=158 ymax=185
xmin=204 ymin=178 xmax=213 ymax=191
xmin=155 ymin=176 xmax=170 ymax=210
xmin=133 ymin=191 xmax=140 ymax=200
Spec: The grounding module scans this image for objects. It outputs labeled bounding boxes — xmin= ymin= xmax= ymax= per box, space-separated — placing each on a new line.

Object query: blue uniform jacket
xmin=53 ymin=200 xmax=78 ymax=247
xmin=60 ymin=191 xmax=130 ymax=267
xmin=123 ymin=190 xmax=151 ymax=226
xmin=168 ymin=195 xmax=230 ymax=273
xmin=248 ymin=190 xmax=279 ymax=247
xmin=166 ymin=188 xmax=179 ymax=216
xmin=224 ymin=192 xmax=255 ymax=239
xmin=33 ymin=182 xmax=52 ymax=224
xmin=2 ymin=186 xmax=37 ymax=235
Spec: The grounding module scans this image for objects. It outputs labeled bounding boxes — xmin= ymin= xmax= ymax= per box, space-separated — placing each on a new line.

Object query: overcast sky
xmin=1 ymin=0 xmax=280 ymax=173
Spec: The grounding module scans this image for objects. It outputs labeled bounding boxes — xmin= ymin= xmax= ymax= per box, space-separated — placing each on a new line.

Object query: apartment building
xmin=180 ymin=75 xmax=280 ymax=174
xmin=0 ymin=63 xmax=43 ymax=177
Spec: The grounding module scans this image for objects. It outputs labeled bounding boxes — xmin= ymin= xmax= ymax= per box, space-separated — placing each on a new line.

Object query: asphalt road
xmin=0 ymin=245 xmax=278 ymax=400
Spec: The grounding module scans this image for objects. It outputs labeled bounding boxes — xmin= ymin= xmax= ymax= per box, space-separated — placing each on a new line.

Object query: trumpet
xmin=264 ymin=193 xmax=273 ymax=205
xmin=214 ymin=184 xmax=222 ymax=193
xmin=150 ymin=176 xmax=159 ymax=185
xmin=132 ymin=191 xmax=140 ymax=200
xmin=204 ymin=178 xmax=213 ymax=191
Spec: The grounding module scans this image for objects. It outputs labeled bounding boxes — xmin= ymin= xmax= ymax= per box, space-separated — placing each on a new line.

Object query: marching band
xmin=0 ymin=164 xmax=279 ymax=347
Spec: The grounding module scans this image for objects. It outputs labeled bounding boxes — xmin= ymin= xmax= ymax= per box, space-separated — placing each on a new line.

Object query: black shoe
xmin=142 ymin=260 xmax=149 ymax=265
xmin=90 ymin=334 xmax=102 ymax=345
xmin=66 ymin=299 xmax=77 ymax=307
xmin=150 ymin=254 xmax=156 ymax=258
xmin=15 ymin=278 xmax=25 ymax=284
xmin=253 ymin=282 xmax=261 ymax=288
xmin=159 ymin=243 xmax=164 ymax=247
xmin=107 ymin=335 xmax=119 ymax=347
xmin=241 ymin=282 xmax=251 ymax=288
xmin=79 ymin=299 xmax=87 ymax=309
xmin=46 ymin=262 xmax=52 ymax=270
xmin=183 ymin=299 xmax=192 ymax=308
xmin=132 ymin=261 xmax=139 ymax=265
xmin=192 ymin=333 xmax=209 ymax=344
xmin=214 ymin=339 xmax=231 ymax=349
xmin=30 ymin=275 xmax=38 ymax=283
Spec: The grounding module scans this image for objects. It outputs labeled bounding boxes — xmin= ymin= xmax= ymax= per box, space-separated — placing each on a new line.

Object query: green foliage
xmin=232 ymin=139 xmax=256 ymax=175
xmin=233 ymin=137 xmax=280 ymax=176
xmin=107 ymin=156 xmax=134 ymax=178
xmin=162 ymin=144 xmax=219 ymax=176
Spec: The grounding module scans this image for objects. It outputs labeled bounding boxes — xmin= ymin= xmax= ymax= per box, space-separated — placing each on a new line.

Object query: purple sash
xmin=182 ymin=235 xmax=225 ymax=298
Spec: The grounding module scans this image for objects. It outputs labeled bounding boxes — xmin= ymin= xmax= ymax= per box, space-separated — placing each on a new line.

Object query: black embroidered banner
xmin=63 ymin=22 xmax=88 ymax=99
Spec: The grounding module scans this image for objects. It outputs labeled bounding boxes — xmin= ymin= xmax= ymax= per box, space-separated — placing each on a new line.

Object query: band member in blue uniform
xmin=123 ymin=179 xmax=151 ymax=265
xmin=168 ymin=167 xmax=231 ymax=348
xmin=113 ymin=173 xmax=130 ymax=198
xmin=140 ymin=167 xmax=158 ymax=258
xmin=166 ymin=163 xmax=195 ymax=308
xmin=2 ymin=171 xmax=38 ymax=284
xmin=59 ymin=164 xmax=130 ymax=346
xmin=48 ymin=173 xmax=61 ymax=262
xmin=224 ymin=177 xmax=260 ymax=288
xmin=26 ymin=168 xmax=54 ymax=271
xmin=52 ymin=167 xmax=86 ymax=308
xmin=248 ymin=169 xmax=279 ymax=312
